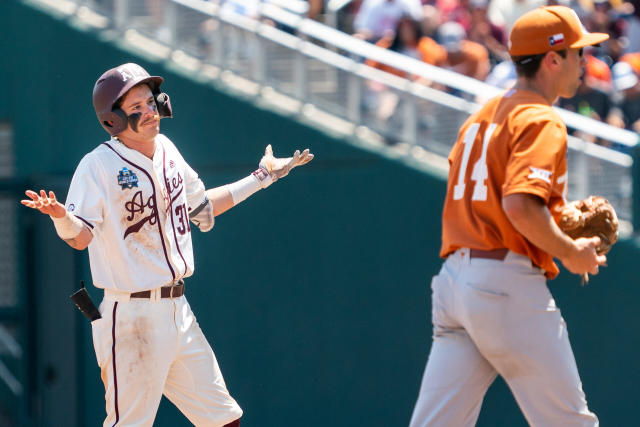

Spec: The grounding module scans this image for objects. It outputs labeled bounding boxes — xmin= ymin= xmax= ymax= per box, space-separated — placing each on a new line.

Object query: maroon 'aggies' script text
xmin=123 ymin=191 xmax=157 ymax=239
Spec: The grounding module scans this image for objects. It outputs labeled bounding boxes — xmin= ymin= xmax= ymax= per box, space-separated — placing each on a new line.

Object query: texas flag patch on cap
xmin=549 ymin=33 xmax=565 ymax=46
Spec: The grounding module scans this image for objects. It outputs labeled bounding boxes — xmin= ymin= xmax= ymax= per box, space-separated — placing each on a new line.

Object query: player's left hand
xmin=259 ymin=144 xmax=313 ymax=182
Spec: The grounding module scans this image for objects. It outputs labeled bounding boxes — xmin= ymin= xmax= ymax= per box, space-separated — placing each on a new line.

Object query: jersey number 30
xmin=453 ymin=123 xmax=497 ymax=202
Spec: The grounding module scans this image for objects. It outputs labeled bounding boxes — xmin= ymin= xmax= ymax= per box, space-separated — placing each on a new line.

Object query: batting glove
xmin=259 ymin=145 xmax=314 ymax=185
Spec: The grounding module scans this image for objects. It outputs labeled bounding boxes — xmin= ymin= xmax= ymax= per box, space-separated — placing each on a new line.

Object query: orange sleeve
xmin=621 ymin=53 xmax=640 ymax=75
xmin=502 ymin=113 xmax=567 ymax=203
xmin=462 ymin=41 xmax=489 ymax=80
xmin=418 ymin=37 xmax=447 ymax=66
xmin=365 ymin=37 xmax=393 ymax=70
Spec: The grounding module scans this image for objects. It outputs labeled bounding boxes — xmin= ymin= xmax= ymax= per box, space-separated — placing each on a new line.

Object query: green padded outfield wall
xmin=3 ymin=1 xmax=640 ymax=426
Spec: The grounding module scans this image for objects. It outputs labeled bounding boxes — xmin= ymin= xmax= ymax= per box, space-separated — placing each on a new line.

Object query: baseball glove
xmin=558 ymin=195 xmax=619 ymax=255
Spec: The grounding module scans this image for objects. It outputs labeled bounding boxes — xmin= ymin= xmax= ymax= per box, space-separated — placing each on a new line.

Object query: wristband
xmin=227 ymin=168 xmax=273 ymax=205
xmin=51 ymin=211 xmax=85 ymax=239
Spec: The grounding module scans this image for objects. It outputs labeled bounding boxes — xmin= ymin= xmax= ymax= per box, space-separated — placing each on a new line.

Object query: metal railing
xmin=44 ymin=0 xmax=638 ymax=225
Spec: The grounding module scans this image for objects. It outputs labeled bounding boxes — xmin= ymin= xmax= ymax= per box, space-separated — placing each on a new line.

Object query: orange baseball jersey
xmin=440 ymin=89 xmax=568 ymax=278
xmin=445 ymin=40 xmax=490 ymax=80
xmin=366 ymin=36 xmax=416 ymax=78
xmin=417 ymin=36 xmax=447 ymax=67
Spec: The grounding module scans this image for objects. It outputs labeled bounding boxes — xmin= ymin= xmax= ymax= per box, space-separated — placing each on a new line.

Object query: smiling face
xmin=116 ymin=84 xmax=160 ymax=144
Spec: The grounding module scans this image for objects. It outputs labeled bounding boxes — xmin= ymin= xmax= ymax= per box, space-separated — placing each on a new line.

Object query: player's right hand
xmin=20 ymin=190 xmax=66 ymax=218
xmin=560 ymin=236 xmax=607 ymax=276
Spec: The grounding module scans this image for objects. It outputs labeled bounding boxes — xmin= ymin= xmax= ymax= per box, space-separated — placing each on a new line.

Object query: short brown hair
xmin=512 ymin=49 xmax=567 ymax=79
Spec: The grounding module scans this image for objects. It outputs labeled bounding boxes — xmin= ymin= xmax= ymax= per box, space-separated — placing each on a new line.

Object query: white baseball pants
xmin=91 ymin=290 xmax=243 ymax=427
xmin=410 ymin=249 xmax=598 ymax=427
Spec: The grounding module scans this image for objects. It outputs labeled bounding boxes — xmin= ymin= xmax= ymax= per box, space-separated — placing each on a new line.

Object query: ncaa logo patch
xmin=118 ymin=167 xmax=139 ymax=189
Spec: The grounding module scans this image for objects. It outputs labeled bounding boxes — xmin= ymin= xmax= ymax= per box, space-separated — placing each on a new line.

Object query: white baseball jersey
xmin=65 ymin=134 xmax=210 ymax=292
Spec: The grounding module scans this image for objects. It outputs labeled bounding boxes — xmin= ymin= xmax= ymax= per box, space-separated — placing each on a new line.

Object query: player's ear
xmin=549 ymin=51 xmax=563 ymax=66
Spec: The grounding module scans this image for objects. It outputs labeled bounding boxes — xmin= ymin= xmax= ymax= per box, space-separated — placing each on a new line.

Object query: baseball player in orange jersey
xmin=410 ymin=6 xmax=609 ymax=427
xmin=20 ymin=63 xmax=312 ymax=426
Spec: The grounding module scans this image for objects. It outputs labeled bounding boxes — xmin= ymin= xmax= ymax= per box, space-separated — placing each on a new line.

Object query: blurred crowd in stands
xmin=208 ymin=0 xmax=640 ymax=148
xmin=339 ymin=0 xmax=640 ymax=142
xmin=215 ymin=0 xmax=640 ymax=147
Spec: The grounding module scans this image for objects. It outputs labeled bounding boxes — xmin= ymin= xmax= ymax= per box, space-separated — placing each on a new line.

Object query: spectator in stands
xmin=625 ymin=0 xmax=640 ymax=52
xmin=607 ymin=60 xmax=640 ymax=131
xmin=467 ymin=0 xmax=509 ymax=65
xmin=353 ymin=0 xmax=424 ymax=41
xmin=419 ymin=4 xmax=441 ymax=39
xmin=559 ymin=53 xmax=613 ymax=122
xmin=366 ymin=16 xmax=425 ymax=76
xmin=219 ymin=0 xmax=261 ymax=18
xmin=583 ymin=0 xmax=629 ymax=64
xmin=619 ymin=49 xmax=640 ymax=70
xmin=436 ymin=0 xmax=473 ymax=31
xmin=558 ymin=53 xmax=613 ymax=144
xmin=488 ymin=0 xmax=546 ymax=33
xmin=437 ymin=21 xmax=490 ymax=80
xmin=308 ymin=0 xmax=324 ymax=20
xmin=364 ymin=16 xmax=428 ymax=141
xmin=485 ymin=59 xmax=517 ymax=89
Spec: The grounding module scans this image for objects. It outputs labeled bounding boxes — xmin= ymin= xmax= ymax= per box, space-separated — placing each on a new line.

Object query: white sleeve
xmin=184 ymin=163 xmax=214 ymax=232
xmin=403 ymin=0 xmax=423 ymax=21
xmin=184 ymin=163 xmax=206 ymax=211
xmin=353 ymin=0 xmax=372 ymax=32
xmin=65 ymin=154 xmax=105 ymax=234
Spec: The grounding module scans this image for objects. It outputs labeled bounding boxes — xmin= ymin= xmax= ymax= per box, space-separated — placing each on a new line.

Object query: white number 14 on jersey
xmin=453 ymin=123 xmax=497 ymax=202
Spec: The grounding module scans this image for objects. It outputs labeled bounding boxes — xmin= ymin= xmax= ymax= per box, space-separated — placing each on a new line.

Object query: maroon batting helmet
xmin=92 ymin=63 xmax=173 ymax=135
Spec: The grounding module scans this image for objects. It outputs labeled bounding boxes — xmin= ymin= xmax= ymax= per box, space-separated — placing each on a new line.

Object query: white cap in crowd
xmin=612 ymin=61 xmax=638 ymax=92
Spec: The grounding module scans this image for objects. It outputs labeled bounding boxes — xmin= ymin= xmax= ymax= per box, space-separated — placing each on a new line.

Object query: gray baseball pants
xmin=409 ymin=249 xmax=598 ymax=427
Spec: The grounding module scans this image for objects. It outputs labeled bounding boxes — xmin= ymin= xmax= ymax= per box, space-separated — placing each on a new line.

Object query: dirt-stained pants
xmin=409 ymin=249 xmax=598 ymax=427
xmin=91 ymin=290 xmax=243 ymax=427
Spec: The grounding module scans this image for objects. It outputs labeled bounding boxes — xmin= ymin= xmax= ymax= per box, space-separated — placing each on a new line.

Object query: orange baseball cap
xmin=509 ymin=6 xmax=609 ymax=56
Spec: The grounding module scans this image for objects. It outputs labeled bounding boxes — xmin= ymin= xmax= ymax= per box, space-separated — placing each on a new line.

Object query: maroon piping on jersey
xmin=103 ymin=142 xmax=176 ymax=281
xmin=75 ymin=215 xmax=94 ymax=229
xmin=162 ymin=149 xmax=188 ymax=275
xmin=111 ymin=302 xmax=119 ymax=426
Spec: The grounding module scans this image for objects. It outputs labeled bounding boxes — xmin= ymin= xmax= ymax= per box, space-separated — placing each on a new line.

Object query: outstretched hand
xmin=21 ymin=190 xmax=66 ymax=218
xmin=259 ymin=144 xmax=313 ymax=182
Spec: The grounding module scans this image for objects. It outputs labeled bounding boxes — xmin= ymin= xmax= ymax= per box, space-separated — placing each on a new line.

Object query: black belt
xmin=130 ymin=281 xmax=185 ymax=299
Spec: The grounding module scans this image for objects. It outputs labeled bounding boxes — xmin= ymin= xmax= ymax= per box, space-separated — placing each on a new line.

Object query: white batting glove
xmin=258 ymin=145 xmax=314 ymax=186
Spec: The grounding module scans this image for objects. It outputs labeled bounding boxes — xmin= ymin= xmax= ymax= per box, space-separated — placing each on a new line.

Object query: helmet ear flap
xmin=98 ymin=109 xmax=128 ymax=136
xmin=155 ymin=92 xmax=173 ymax=118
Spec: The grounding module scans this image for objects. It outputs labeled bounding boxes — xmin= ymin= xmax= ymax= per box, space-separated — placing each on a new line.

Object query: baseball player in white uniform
xmin=20 ymin=63 xmax=313 ymax=426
